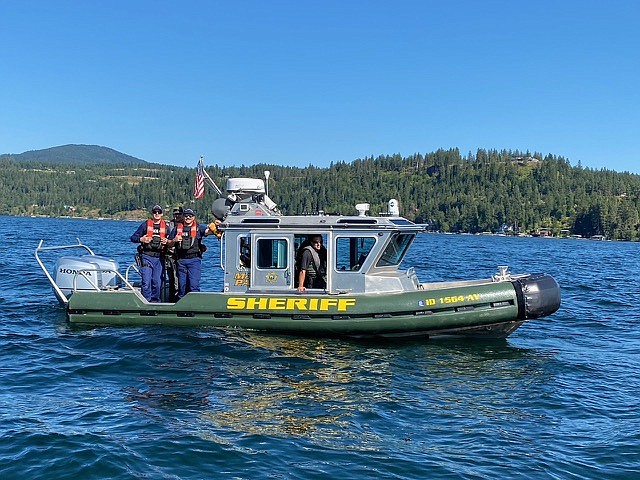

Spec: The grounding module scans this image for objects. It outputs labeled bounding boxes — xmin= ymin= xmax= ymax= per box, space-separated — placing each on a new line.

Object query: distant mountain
xmin=1 ymin=144 xmax=147 ymax=164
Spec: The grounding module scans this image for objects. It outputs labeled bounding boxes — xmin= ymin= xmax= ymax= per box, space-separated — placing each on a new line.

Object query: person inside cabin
xmin=167 ymin=209 xmax=216 ymax=299
xmin=130 ymin=204 xmax=168 ymax=302
xmin=165 ymin=206 xmax=184 ymax=302
xmin=297 ymin=234 xmax=327 ymax=292
xmin=239 ymin=235 xmax=251 ymax=268
xmin=294 ymin=237 xmax=311 ymax=284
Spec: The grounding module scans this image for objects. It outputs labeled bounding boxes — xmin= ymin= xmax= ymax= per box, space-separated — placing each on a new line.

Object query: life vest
xmin=145 ymin=219 xmax=167 ymax=251
xmin=175 ymin=221 xmax=197 ymax=240
xmin=300 ymin=245 xmax=327 ymax=288
xmin=303 ymin=245 xmax=322 ymax=272
xmin=176 ymin=222 xmax=200 ymax=256
xmin=146 ymin=219 xmax=167 ymax=237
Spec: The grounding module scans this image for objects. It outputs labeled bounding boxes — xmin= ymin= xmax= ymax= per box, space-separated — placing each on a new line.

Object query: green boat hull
xmin=66 ymin=273 xmax=560 ymax=338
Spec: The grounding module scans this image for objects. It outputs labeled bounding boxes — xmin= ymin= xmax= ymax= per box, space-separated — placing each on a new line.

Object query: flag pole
xmin=198 ymin=156 xmax=224 ymax=197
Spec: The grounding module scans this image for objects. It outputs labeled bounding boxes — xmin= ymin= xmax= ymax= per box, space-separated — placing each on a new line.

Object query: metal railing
xmin=35 ymin=238 xmax=147 ymax=304
xmin=71 ymin=267 xmax=147 ymax=302
xmin=35 ymin=238 xmax=95 ymax=305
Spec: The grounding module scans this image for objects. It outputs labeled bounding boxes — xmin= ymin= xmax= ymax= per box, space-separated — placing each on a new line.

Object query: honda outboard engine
xmin=53 ymin=255 xmax=120 ymax=299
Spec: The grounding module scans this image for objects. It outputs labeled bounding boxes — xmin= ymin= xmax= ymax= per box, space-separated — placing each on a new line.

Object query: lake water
xmin=2 ymin=216 xmax=639 ymax=479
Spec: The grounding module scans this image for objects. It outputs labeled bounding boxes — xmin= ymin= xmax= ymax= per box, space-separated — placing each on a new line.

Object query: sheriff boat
xmin=36 ymin=175 xmax=560 ymax=338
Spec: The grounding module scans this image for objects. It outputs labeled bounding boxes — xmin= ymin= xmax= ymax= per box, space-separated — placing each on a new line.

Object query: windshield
xmin=335 ymin=236 xmax=376 ymax=271
xmin=376 ymin=233 xmax=414 ymax=267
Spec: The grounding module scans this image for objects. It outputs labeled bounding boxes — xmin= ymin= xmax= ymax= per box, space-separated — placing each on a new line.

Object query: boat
xmin=35 ymin=172 xmax=560 ymax=338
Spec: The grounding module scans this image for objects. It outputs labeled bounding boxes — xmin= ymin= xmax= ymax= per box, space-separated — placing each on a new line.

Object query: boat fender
xmin=512 ymin=274 xmax=561 ymax=319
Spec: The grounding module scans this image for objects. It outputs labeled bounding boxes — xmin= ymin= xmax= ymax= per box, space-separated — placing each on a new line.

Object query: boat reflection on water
xmin=119 ymin=331 xmax=553 ymax=446
xmin=200 ymin=332 xmax=363 ymax=441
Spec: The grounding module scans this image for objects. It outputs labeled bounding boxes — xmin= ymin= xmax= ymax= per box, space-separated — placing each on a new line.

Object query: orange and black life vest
xmin=146 ymin=219 xmax=167 ymax=238
xmin=144 ymin=219 xmax=167 ymax=252
xmin=175 ymin=221 xmax=197 ymax=240
xmin=176 ymin=222 xmax=202 ymax=257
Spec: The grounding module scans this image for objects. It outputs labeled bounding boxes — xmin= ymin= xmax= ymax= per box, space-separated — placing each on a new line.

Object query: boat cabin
xmin=214 ymin=178 xmax=424 ymax=296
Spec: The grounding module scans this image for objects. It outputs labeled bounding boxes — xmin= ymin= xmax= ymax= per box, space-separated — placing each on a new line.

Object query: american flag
xmin=193 ymin=156 xmax=205 ymax=199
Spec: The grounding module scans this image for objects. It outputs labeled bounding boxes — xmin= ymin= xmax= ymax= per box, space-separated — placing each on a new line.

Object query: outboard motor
xmin=53 ymin=255 xmax=120 ymax=299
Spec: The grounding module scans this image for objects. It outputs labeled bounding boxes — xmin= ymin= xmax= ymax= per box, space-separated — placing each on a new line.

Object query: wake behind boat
xmin=35 ymin=166 xmax=560 ymax=339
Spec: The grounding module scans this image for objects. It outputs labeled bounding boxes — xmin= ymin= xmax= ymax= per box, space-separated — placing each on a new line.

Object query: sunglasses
xmin=184 ymin=214 xmax=194 ymax=218
xmin=152 ymin=210 xmax=162 ymax=214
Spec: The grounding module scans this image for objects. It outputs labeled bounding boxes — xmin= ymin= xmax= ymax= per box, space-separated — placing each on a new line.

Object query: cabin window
xmin=238 ymin=235 xmax=251 ymax=269
xmin=256 ymin=238 xmax=288 ymax=269
xmin=335 ymin=236 xmax=376 ymax=271
xmin=376 ymin=233 xmax=414 ymax=267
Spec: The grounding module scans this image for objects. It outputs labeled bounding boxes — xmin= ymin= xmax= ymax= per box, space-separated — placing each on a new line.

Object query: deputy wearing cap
xmin=168 ymin=209 xmax=216 ymax=299
xmin=130 ymin=204 xmax=168 ymax=302
xmin=170 ymin=206 xmax=184 ymax=225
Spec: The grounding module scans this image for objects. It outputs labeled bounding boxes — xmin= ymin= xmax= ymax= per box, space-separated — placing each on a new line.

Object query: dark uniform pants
xmin=141 ymin=254 xmax=164 ymax=302
xmin=177 ymin=257 xmax=202 ymax=299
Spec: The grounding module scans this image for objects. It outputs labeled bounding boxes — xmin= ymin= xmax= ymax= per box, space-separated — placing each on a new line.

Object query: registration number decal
xmin=420 ymin=293 xmax=480 ymax=306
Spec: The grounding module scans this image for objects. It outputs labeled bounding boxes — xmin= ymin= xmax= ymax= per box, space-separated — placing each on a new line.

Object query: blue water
xmin=2 ymin=216 xmax=639 ymax=479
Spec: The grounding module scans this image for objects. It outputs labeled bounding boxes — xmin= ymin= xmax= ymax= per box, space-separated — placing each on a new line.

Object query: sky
xmin=1 ymin=0 xmax=638 ymax=173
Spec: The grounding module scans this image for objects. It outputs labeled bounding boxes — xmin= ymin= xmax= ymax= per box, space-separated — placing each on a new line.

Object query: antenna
xmin=264 ymin=170 xmax=270 ymax=197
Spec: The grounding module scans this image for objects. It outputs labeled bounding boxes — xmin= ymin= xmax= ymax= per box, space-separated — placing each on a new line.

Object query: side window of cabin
xmin=335 ymin=236 xmax=376 ymax=271
xmin=256 ymin=238 xmax=288 ymax=269
xmin=376 ymin=233 xmax=414 ymax=267
xmin=238 ymin=235 xmax=251 ymax=269
xmin=294 ymin=235 xmax=307 ymax=265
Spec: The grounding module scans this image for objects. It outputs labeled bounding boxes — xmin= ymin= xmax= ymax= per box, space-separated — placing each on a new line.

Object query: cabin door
xmin=250 ymin=234 xmax=294 ymax=291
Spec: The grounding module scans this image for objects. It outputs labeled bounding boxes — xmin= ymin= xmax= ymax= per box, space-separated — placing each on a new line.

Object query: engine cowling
xmin=53 ymin=255 xmax=120 ymax=298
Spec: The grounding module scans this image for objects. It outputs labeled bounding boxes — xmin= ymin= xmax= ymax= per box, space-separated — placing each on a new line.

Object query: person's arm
xmin=297 ymin=250 xmax=308 ymax=292
xmin=130 ymin=223 xmax=148 ymax=243
xmin=205 ymin=220 xmax=222 ymax=238
xmin=297 ymin=270 xmax=306 ymax=292
xmin=166 ymin=227 xmax=178 ymax=247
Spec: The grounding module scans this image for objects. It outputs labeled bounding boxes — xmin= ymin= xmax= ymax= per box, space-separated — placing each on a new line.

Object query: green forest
xmin=2 ymin=148 xmax=640 ymax=241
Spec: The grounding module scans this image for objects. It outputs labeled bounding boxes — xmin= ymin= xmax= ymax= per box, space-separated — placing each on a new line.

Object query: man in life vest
xmin=167 ymin=208 xmax=215 ymax=299
xmin=130 ymin=204 xmax=168 ymax=302
xmin=297 ymin=234 xmax=327 ymax=292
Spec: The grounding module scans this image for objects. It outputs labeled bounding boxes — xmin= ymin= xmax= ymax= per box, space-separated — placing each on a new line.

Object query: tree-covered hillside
xmin=0 ymin=144 xmax=145 ymax=164
xmin=2 ymin=148 xmax=640 ymax=240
